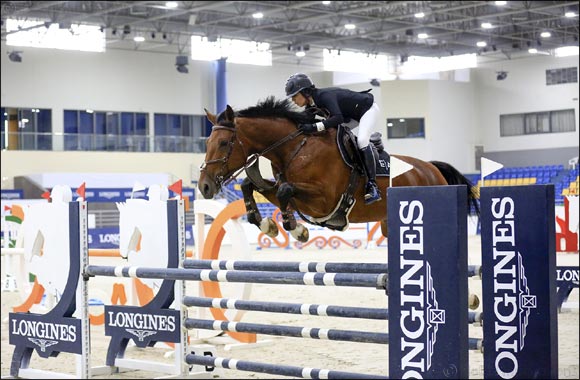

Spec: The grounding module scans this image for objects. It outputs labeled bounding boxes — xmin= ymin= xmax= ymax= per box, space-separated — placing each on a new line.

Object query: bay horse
xmin=199 ymin=97 xmax=478 ymax=242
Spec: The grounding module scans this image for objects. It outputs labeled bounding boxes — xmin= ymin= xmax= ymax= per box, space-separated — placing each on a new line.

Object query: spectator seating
xmin=467 ymin=164 xmax=577 ymax=205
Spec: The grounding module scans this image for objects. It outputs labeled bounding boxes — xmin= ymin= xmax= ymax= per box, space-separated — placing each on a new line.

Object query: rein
xmin=201 ymin=124 xmax=305 ymax=189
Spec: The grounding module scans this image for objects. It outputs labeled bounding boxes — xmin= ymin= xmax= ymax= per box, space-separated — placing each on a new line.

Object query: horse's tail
xmin=430 ymin=160 xmax=480 ymax=216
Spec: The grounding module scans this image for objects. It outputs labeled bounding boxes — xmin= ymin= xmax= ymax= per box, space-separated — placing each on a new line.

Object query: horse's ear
xmin=204 ymin=108 xmax=217 ymax=125
xmin=225 ymin=105 xmax=235 ymax=121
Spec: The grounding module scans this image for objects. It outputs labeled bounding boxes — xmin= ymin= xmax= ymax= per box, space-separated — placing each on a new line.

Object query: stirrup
xmin=364 ymin=184 xmax=381 ymax=205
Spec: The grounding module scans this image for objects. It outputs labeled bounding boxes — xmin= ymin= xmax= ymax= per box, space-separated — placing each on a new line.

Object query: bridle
xmin=199 ymin=125 xmax=241 ymax=189
xmin=200 ymin=122 xmax=305 ymax=190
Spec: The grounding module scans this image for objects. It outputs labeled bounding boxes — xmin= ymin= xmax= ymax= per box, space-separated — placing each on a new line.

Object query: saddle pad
xmin=336 ymin=125 xmax=390 ymax=176
xmin=376 ymin=150 xmax=390 ymax=177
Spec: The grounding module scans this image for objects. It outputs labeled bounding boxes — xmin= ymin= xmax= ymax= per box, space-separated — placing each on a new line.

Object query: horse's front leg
xmin=240 ymin=178 xmax=278 ymax=238
xmin=276 ymin=183 xmax=309 ymax=243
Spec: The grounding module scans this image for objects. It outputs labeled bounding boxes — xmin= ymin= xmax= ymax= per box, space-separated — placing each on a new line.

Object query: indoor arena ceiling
xmin=1 ymin=1 xmax=579 ymax=67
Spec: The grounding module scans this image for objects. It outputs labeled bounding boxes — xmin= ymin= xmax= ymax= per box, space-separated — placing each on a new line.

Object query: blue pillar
xmin=216 ymin=58 xmax=227 ymax=114
xmin=207 ymin=58 xmax=227 ymax=137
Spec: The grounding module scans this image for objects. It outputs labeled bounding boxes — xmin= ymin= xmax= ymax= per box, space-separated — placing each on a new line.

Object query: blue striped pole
xmin=184 ymin=318 xmax=389 ymax=344
xmin=185 ymin=354 xmax=388 ymax=379
xmin=183 ymin=259 xmax=482 ymax=278
xmin=85 ymin=265 xmax=387 ymax=288
xmin=182 ymin=296 xmax=483 ymax=324
xmin=183 ymin=296 xmax=389 ymax=320
xmin=184 ymin=318 xmax=483 ymax=350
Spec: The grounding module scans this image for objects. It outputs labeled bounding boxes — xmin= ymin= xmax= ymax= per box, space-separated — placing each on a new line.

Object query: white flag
xmin=390 ymin=156 xmax=414 ymax=179
xmin=481 ymin=157 xmax=503 ymax=179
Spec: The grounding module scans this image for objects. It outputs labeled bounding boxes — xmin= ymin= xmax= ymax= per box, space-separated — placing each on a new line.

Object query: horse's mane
xmin=235 ymin=96 xmax=314 ymax=125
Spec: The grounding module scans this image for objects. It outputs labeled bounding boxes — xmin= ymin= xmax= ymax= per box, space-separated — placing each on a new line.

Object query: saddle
xmin=293 ymin=126 xmax=390 ymax=232
xmin=337 ymin=126 xmax=390 ymax=177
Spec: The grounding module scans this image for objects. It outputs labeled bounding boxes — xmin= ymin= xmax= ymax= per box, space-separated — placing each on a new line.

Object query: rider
xmin=285 ymin=73 xmax=381 ymax=205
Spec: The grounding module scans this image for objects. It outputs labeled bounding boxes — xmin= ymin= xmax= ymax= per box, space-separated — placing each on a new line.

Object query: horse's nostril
xmin=202 ymin=183 xmax=210 ymax=198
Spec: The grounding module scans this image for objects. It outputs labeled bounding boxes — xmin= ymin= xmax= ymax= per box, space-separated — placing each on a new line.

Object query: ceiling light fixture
xmin=540 ymin=31 xmax=551 ymax=38
xmin=415 ymin=12 xmax=425 ymax=18
xmin=295 ymin=51 xmax=306 ymax=57
xmin=565 ymin=11 xmax=577 ymax=18
xmin=481 ymin=22 xmax=493 ymax=29
xmin=165 ymin=2 xmax=178 ymax=8
xmin=133 ymin=36 xmax=145 ymax=42
xmin=476 ymin=41 xmax=487 ymax=47
xmin=495 ymin=1 xmax=507 ymax=5
xmin=418 ymin=33 xmax=428 ymax=39
xmin=252 ymin=12 xmax=263 ymax=19
xmin=322 ymin=1 xmax=331 ymax=5
xmin=345 ymin=23 xmax=356 ymax=30
xmin=528 ymin=48 xmax=538 ymax=54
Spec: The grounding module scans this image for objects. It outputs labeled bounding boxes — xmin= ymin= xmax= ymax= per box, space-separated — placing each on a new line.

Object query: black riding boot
xmin=360 ymin=145 xmax=381 ymax=205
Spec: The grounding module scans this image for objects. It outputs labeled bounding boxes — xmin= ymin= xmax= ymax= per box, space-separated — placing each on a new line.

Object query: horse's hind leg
xmin=380 ymin=219 xmax=388 ymax=238
xmin=276 ymin=183 xmax=309 ymax=243
xmin=240 ymin=178 xmax=278 ymax=238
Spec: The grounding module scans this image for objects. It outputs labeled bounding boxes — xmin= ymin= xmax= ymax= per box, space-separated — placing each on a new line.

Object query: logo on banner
xmin=491 ymin=197 xmax=538 ymax=379
xmin=28 ymin=338 xmax=59 ymax=352
xmin=127 ymin=329 xmax=158 ymax=341
xmin=9 ymin=314 xmax=83 ymax=355
xmin=556 ymin=268 xmax=579 ymax=284
xmin=398 ymin=200 xmax=446 ymax=377
xmin=105 ymin=306 xmax=181 ymax=345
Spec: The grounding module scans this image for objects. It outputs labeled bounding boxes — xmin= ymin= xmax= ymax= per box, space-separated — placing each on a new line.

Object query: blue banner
xmin=70 ymin=188 xmax=196 ymax=203
xmin=388 ymin=185 xmax=468 ymax=379
xmin=1 ymin=190 xmax=23 ymax=200
xmin=105 ymin=305 xmax=181 ymax=347
xmin=9 ymin=313 xmax=83 ymax=356
xmin=481 ymin=185 xmax=557 ymax=379
xmin=89 ymin=226 xmax=194 ymax=249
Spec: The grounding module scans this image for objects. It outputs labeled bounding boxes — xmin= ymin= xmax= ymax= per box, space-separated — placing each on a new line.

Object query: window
xmin=500 ymin=109 xmax=575 ymax=136
xmin=154 ymin=113 xmax=207 ymax=153
xmin=546 ymin=67 xmax=578 ymax=85
xmin=387 ymin=118 xmax=425 ymax=139
xmin=1 ymin=107 xmax=52 ymax=150
xmin=63 ymin=110 xmax=149 ymax=151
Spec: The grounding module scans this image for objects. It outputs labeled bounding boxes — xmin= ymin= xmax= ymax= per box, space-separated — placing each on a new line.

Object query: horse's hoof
xmin=468 ymin=293 xmax=480 ymax=310
xmin=260 ymin=218 xmax=279 ymax=238
xmin=290 ymin=225 xmax=309 ymax=243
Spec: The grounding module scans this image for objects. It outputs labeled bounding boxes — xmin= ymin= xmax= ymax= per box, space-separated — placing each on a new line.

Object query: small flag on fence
xmin=481 ymin=158 xmax=504 ymax=186
xmin=390 ymin=157 xmax=414 ymax=188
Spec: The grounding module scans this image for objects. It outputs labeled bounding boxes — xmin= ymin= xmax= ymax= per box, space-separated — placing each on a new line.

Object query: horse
xmin=199 ymin=97 xmax=479 ymax=243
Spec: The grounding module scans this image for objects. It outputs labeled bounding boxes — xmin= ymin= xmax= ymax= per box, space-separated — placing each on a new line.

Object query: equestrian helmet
xmin=285 ymin=73 xmax=314 ymax=97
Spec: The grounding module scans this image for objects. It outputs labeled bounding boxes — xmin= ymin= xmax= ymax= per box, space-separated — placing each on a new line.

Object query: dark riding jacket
xmin=307 ymin=87 xmax=374 ymax=129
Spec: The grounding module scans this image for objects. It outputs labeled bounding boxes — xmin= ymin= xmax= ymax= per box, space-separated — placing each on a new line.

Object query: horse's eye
xmin=219 ymin=140 xmax=229 ymax=148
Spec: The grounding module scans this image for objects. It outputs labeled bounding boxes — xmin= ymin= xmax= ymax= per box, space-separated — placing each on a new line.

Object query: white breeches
xmin=342 ymin=103 xmax=380 ymax=148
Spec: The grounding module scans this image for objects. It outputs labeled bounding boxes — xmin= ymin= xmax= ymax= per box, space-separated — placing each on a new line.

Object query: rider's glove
xmin=298 ymin=122 xmax=325 ymax=134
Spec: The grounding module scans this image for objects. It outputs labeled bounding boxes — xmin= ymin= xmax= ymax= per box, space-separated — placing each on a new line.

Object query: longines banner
xmin=388 ymin=185 xmax=469 ymax=379
xmin=481 ymin=185 xmax=558 ymax=379
xmin=105 ymin=305 xmax=181 ymax=347
xmin=70 ymin=187 xmax=196 ymax=203
xmin=9 ymin=312 xmax=82 ymax=357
